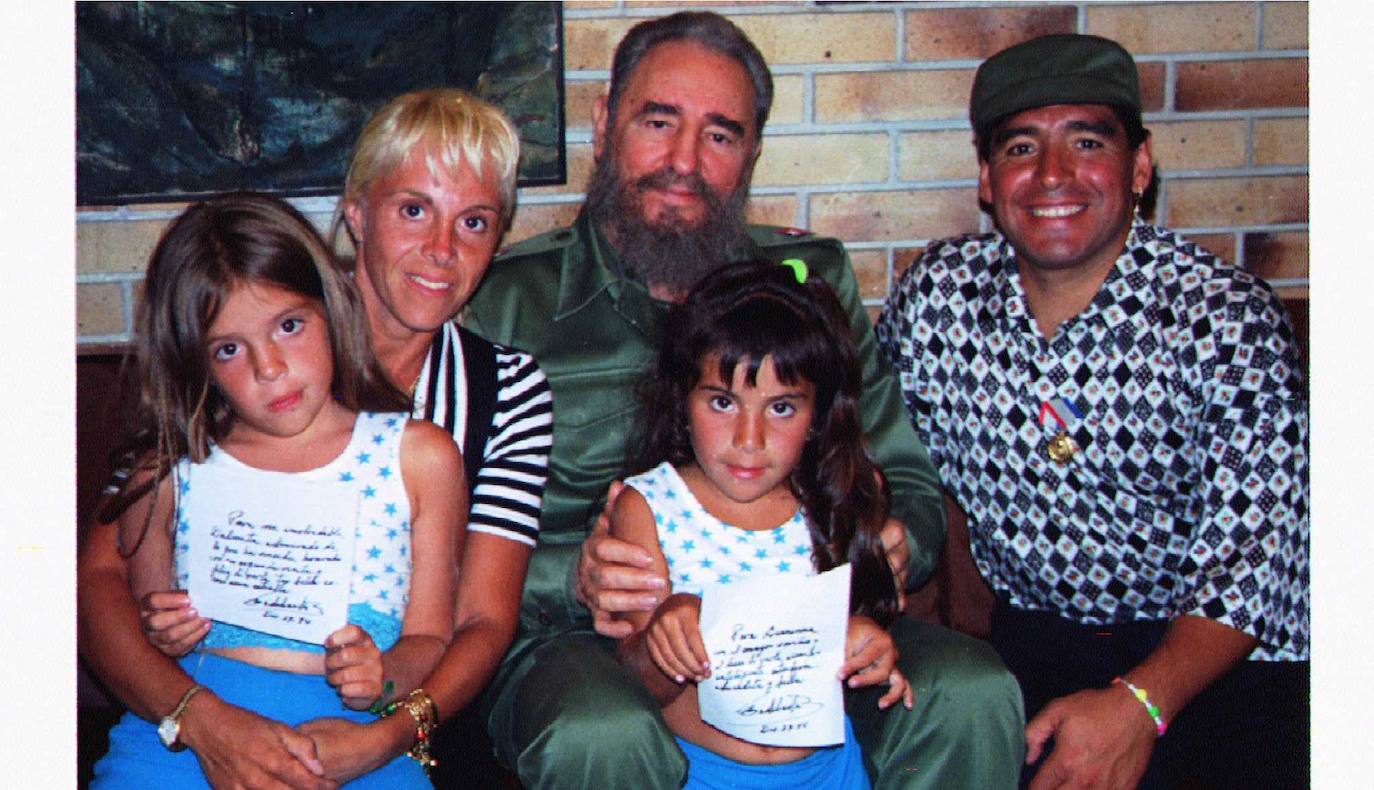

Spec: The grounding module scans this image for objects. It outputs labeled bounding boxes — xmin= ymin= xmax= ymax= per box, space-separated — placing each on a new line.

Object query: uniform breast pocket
xmin=549 ymin=367 xmax=645 ymax=501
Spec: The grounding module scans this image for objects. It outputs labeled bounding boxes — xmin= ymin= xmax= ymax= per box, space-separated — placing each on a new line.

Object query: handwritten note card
xmin=697 ymin=563 xmax=850 ymax=747
xmin=182 ymin=466 xmax=357 ymax=644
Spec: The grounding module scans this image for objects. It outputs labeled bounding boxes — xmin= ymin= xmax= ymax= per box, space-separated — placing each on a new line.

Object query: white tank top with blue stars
xmin=624 ymin=461 xmax=818 ymax=596
xmin=173 ymin=411 xmax=413 ymax=653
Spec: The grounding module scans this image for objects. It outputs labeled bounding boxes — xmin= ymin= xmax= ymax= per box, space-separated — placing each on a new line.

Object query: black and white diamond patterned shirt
xmin=877 ymin=219 xmax=1309 ymax=661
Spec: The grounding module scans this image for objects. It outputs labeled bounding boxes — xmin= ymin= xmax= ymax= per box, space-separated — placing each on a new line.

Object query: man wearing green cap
xmin=878 ymin=33 xmax=1309 ymax=789
xmin=465 ymin=10 xmax=1024 ymax=789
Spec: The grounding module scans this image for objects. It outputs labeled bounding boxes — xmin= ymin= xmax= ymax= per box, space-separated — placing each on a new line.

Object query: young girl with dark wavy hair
xmin=610 ymin=259 xmax=914 ymax=790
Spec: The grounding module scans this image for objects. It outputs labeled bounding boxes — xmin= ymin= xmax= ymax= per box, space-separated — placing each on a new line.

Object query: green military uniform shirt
xmin=465 ymin=210 xmax=944 ymax=637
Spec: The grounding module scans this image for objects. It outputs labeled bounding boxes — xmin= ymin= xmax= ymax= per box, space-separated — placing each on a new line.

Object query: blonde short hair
xmin=342 ymin=89 xmax=521 ymax=223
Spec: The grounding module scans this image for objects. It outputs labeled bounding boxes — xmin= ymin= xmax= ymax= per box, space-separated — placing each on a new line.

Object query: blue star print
xmin=384 ymin=502 xmax=398 ymax=516
xmin=340 ymin=471 xmax=354 ymax=482
xmin=356 ymin=451 xmax=371 ymax=465
xmin=372 ymin=433 xmax=385 ymax=445
xmin=363 ymin=486 xmax=377 ymax=498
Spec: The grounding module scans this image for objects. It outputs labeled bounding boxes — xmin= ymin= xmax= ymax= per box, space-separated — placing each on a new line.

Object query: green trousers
xmin=481 ymin=617 xmax=1024 ymax=789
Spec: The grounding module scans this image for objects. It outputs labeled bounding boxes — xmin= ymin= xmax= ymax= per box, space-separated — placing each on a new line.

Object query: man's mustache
xmin=633 ymin=168 xmax=712 ymax=199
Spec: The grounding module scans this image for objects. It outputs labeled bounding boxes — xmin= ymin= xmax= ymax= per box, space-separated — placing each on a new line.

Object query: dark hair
xmin=607 ymin=11 xmax=773 ymax=138
xmin=101 ymin=192 xmax=409 ymax=541
xmin=975 ymin=103 xmax=1149 ymax=162
xmin=634 ymin=260 xmax=899 ymax=626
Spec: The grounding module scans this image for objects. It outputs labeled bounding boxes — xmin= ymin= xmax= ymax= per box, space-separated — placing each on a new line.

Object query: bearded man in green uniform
xmin=465 ymin=11 xmax=1024 ymax=788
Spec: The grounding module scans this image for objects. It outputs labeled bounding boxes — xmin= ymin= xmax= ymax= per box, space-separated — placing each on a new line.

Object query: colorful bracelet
xmin=1113 ymin=677 xmax=1167 ymax=737
xmin=379 ymin=688 xmax=440 ymax=770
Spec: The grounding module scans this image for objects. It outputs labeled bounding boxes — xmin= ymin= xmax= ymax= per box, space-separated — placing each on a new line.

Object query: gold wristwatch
xmin=157 ymin=684 xmax=206 ymax=751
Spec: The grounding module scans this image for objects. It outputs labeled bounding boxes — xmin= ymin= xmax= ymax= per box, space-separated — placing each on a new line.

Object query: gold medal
xmin=1047 ymin=431 xmax=1077 ymax=464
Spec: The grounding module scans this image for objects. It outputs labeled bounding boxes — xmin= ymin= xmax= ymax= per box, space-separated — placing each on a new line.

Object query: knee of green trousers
xmin=846 ymin=617 xmax=1026 ymax=790
xmin=483 ymin=631 xmax=688 ymax=790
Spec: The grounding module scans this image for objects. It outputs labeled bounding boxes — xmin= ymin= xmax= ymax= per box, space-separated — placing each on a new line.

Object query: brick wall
xmin=76 ymin=1 xmax=1308 ymax=348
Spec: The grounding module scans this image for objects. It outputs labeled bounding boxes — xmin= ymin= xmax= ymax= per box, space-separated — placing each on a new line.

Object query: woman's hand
xmin=839 ymin=616 xmax=915 ymax=710
xmin=296 ymin=715 xmax=412 ymax=784
xmin=139 ymin=590 xmax=211 ymax=657
xmin=324 ymin=625 xmax=385 ymax=711
xmin=179 ymin=691 xmax=336 ymax=790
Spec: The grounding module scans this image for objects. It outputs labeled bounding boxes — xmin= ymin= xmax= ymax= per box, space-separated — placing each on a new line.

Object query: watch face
xmin=157 ymin=716 xmax=181 ymax=750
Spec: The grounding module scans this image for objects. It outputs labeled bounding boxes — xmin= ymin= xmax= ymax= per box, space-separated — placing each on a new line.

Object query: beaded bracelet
xmin=1113 ymin=677 xmax=1167 ymax=737
xmin=379 ymin=688 xmax=440 ymax=770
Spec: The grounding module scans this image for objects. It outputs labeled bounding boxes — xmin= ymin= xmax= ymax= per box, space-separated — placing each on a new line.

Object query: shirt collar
xmin=555 ymin=210 xmax=669 ymax=338
xmin=987 ymin=216 xmax=1156 ymax=332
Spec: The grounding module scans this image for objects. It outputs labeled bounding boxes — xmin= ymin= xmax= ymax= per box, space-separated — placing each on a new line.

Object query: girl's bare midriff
xmin=664 ymin=683 xmax=818 ymax=766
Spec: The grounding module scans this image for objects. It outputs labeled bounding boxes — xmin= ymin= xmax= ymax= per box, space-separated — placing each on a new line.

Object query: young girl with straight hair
xmin=87 ymin=192 xmax=464 ymax=788
xmin=611 ymin=260 xmax=915 ymax=790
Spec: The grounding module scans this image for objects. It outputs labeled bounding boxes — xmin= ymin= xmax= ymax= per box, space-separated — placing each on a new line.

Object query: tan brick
xmin=808 ymin=188 xmax=981 ymax=243
xmin=899 ymin=130 xmax=979 ymax=182
xmin=1262 ymin=2 xmax=1308 ymax=49
xmin=734 ymin=13 xmax=896 ymax=65
xmin=566 ymin=18 xmax=636 ymax=72
xmin=1086 ymin=3 xmax=1255 ymax=53
xmin=1139 ymin=62 xmax=1167 ymax=112
xmin=1165 ymin=175 xmax=1308 ymax=227
xmin=77 ymin=282 xmax=127 ymax=337
xmin=1243 ymin=231 xmax=1308 ymax=281
xmin=522 ymin=143 xmax=594 ymax=198
xmin=848 ymin=249 xmax=889 ymax=300
xmin=566 ymin=0 xmax=618 ymax=9
xmin=745 ymin=195 xmax=799 ymax=228
xmin=893 ymin=246 xmax=926 ymax=282
xmin=565 ymin=80 xmax=607 ymax=132
xmin=1184 ymin=233 xmax=1238 ymax=263
xmin=905 ymin=6 xmax=1076 ymax=61
xmin=79 ymin=219 xmax=169 ymax=274
xmin=1149 ymin=120 xmax=1247 ymax=170
xmin=77 ymin=222 xmax=100 ymax=276
xmin=1254 ymin=117 xmax=1308 ymax=166
xmin=1176 ymin=59 xmax=1308 ymax=111
xmin=504 ymin=202 xmax=583 ymax=247
xmin=815 ymin=69 xmax=974 ymax=124
xmin=769 ymin=75 xmax=805 ymax=126
xmin=753 ymin=133 xmax=888 ymax=188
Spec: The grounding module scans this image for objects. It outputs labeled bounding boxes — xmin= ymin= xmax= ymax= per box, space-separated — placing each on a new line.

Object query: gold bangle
xmin=380 ymin=688 xmax=439 ymax=770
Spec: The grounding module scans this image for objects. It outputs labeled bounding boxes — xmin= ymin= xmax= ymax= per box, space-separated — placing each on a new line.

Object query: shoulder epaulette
xmin=495 ymin=225 xmax=580 ymax=262
xmin=749 ymin=224 xmax=847 ymax=246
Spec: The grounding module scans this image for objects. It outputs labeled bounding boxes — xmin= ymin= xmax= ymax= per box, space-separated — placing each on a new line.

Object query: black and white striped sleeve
xmin=468 ymin=345 xmax=553 ymax=546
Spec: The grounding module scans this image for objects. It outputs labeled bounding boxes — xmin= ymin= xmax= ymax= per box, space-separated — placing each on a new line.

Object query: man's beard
xmin=585 ymin=144 xmax=753 ymax=296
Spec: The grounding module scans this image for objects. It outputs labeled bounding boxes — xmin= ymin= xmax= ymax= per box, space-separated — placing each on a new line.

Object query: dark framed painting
xmin=76 ymin=2 xmax=565 ymax=206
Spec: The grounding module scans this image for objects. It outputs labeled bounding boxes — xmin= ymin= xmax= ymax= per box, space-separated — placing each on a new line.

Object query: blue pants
xmin=676 ymin=715 xmax=870 ymax=790
xmin=91 ymin=652 xmax=429 ymax=789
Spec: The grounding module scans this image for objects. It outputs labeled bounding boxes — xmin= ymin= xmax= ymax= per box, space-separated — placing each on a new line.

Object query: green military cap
xmin=969 ymin=34 xmax=1140 ymax=140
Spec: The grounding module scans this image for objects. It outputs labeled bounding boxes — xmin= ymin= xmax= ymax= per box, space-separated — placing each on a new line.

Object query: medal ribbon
xmin=1039 ymin=397 xmax=1083 ymax=432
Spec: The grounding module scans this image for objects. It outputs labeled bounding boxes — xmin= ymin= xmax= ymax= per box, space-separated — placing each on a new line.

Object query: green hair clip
xmin=780 ymin=258 xmax=808 ymax=284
